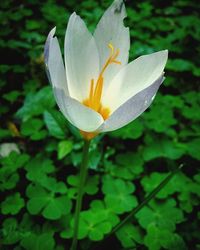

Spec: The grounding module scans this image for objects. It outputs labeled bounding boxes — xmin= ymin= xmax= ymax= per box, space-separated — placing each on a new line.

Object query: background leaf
xmin=1 ymin=0 xmax=200 ymax=249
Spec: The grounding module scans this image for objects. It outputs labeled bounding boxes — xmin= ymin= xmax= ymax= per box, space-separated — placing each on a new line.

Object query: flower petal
xmin=93 ymin=0 xmax=130 ymax=88
xmin=102 ymin=50 xmax=168 ymax=111
xmin=44 ymin=27 xmax=68 ymax=95
xmin=98 ymin=75 xmax=164 ymax=132
xmin=65 ymin=13 xmax=99 ymax=102
xmin=53 ymin=88 xmax=104 ymax=132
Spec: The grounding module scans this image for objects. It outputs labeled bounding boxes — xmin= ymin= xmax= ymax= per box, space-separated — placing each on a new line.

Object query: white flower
xmin=44 ymin=0 xmax=168 ymax=140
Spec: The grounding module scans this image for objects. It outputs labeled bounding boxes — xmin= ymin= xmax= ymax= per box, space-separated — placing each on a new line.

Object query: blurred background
xmin=0 ymin=0 xmax=200 ymax=249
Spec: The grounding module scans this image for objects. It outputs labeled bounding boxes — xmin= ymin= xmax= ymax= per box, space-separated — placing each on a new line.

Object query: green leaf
xmin=144 ymin=104 xmax=177 ymax=134
xmin=143 ymin=138 xmax=186 ymax=160
xmin=21 ymin=118 xmax=47 ymax=140
xmin=181 ymin=92 xmax=200 ymax=121
xmin=110 ymin=119 xmax=144 ymax=139
xmin=1 ymin=192 xmax=24 ymax=215
xmin=116 ymin=152 xmax=144 ymax=176
xmin=16 ymin=86 xmax=55 ymax=121
xmin=144 ymin=224 xmax=171 ymax=250
xmin=105 ymin=161 xmax=134 ymax=180
xmin=67 ymin=174 xmax=99 ymax=196
xmin=42 ymin=196 xmax=70 ymax=220
xmin=43 ymin=110 xmax=66 ymax=139
xmin=85 ymin=175 xmax=99 ymax=195
xmin=3 ymin=90 xmax=21 ymax=102
xmin=144 ymin=224 xmax=187 ymax=250
xmin=20 ymin=233 xmax=55 ymax=250
xmin=25 ymin=155 xmax=55 ymax=183
xmin=0 ymin=152 xmax=29 ymax=190
xmin=1 ymin=218 xmax=21 ymax=245
xmin=26 ymin=20 xmax=41 ymax=30
xmin=167 ymin=58 xmax=194 ymax=72
xmin=90 ymin=200 xmax=119 ymax=227
xmin=186 ymin=138 xmax=200 ymax=160
xmin=0 ymin=128 xmax=12 ymax=139
xmin=1 ymin=151 xmax=30 ymax=169
xmin=26 ymin=181 xmax=71 ymax=220
xmin=116 ymin=223 xmax=143 ymax=248
xmin=141 ymin=172 xmax=175 ymax=199
xmin=102 ymin=176 xmax=138 ymax=214
xmin=58 ymin=140 xmax=73 ymax=160
xmin=61 ymin=200 xmax=119 ymax=241
xmin=136 ymin=199 xmax=184 ymax=231
xmin=78 ymin=208 xmax=112 ymax=241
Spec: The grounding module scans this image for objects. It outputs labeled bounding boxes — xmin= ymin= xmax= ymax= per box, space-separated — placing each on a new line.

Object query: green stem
xmin=109 ymin=164 xmax=183 ymax=235
xmin=70 ymin=140 xmax=91 ymax=250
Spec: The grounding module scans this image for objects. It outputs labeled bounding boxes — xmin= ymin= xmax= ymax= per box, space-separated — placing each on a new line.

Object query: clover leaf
xmin=26 ymin=179 xmax=71 ymax=220
xmin=61 ymin=211 xmax=111 ymax=241
xmin=141 ymin=172 xmax=200 ymax=212
xmin=143 ymin=95 xmax=177 ymax=134
xmin=116 ymin=223 xmax=143 ymax=248
xmin=90 ymin=200 xmax=119 ymax=228
xmin=136 ymin=199 xmax=184 ymax=232
xmin=105 ymin=160 xmax=134 ymax=180
xmin=21 ymin=118 xmax=47 ymax=140
xmin=61 ymin=200 xmax=119 ymax=241
xmin=1 ymin=218 xmax=21 ymax=245
xmin=67 ymin=174 xmax=99 ymax=197
xmin=1 ymin=192 xmax=24 ymax=215
xmin=16 ymin=86 xmax=55 ymax=121
xmin=141 ymin=172 xmax=179 ymax=199
xmin=1 ymin=151 xmax=30 ymax=169
xmin=144 ymin=223 xmax=187 ymax=250
xmin=115 ymin=152 xmax=144 ymax=176
xmin=20 ymin=232 xmax=55 ymax=250
xmin=110 ymin=119 xmax=144 ymax=139
xmin=143 ymin=137 xmax=186 ymax=160
xmin=102 ymin=175 xmax=138 ymax=214
xmin=25 ymin=155 xmax=55 ymax=183
xmin=186 ymin=138 xmax=200 ymax=160
xmin=79 ymin=210 xmax=112 ymax=241
xmin=0 ymin=152 xmax=29 ymax=190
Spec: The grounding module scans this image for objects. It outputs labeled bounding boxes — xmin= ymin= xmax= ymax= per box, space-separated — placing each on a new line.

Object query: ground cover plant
xmin=0 ymin=0 xmax=200 ymax=249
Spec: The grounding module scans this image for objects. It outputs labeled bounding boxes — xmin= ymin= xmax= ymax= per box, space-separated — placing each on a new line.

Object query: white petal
xmin=53 ymin=88 xmax=104 ymax=132
xmin=44 ymin=27 xmax=68 ymax=96
xmin=99 ymin=75 xmax=164 ymax=132
xmin=102 ymin=50 xmax=168 ymax=111
xmin=93 ymin=0 xmax=130 ymax=89
xmin=65 ymin=13 xmax=99 ymax=102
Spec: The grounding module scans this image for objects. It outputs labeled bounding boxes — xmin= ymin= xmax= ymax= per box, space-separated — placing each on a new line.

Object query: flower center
xmin=83 ymin=43 xmax=121 ymax=120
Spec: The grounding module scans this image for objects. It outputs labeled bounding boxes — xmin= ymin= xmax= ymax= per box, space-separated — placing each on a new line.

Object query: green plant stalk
xmin=110 ymin=164 xmax=183 ymax=235
xmin=92 ymin=164 xmax=183 ymax=250
xmin=70 ymin=140 xmax=91 ymax=250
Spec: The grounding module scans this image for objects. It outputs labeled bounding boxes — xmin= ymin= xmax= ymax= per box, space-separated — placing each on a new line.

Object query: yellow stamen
xmin=93 ymin=75 xmax=103 ymax=111
xmin=99 ymin=105 xmax=110 ymax=120
xmin=108 ymin=43 xmax=114 ymax=53
xmin=85 ymin=43 xmax=121 ymax=113
xmin=89 ymin=79 xmax=94 ymax=106
xmin=81 ymin=43 xmax=121 ymax=140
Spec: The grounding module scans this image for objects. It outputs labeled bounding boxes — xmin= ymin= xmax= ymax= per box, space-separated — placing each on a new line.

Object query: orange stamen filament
xmin=85 ymin=43 xmax=121 ymax=114
xmin=81 ymin=44 xmax=121 ymax=140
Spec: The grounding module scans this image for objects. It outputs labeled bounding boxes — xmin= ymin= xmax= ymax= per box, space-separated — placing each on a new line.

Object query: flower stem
xmin=70 ymin=139 xmax=91 ymax=250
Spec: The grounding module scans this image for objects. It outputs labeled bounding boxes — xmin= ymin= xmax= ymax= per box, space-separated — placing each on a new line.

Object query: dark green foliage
xmin=0 ymin=0 xmax=200 ymax=249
